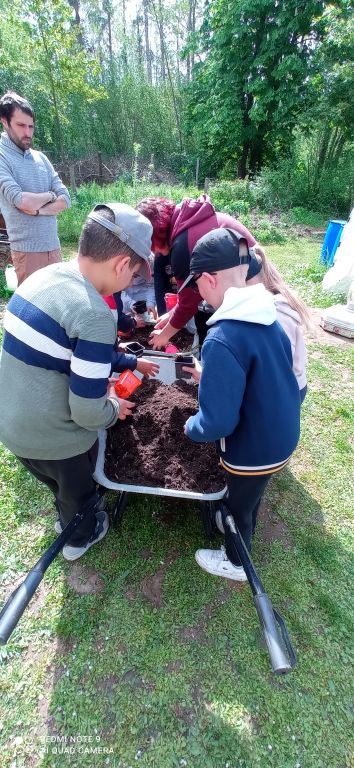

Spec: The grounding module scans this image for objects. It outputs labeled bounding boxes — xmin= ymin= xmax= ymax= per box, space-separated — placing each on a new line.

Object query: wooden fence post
xmin=195 ymin=157 xmax=200 ymax=188
xmin=98 ymin=152 xmax=103 ymax=184
xmin=69 ymin=164 xmax=77 ymax=195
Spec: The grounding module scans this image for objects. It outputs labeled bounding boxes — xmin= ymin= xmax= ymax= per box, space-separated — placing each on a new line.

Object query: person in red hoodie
xmin=136 ymin=195 xmax=256 ymax=349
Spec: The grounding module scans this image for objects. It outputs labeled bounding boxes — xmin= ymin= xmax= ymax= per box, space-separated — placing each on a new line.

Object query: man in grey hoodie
xmin=0 ymin=91 xmax=70 ymax=285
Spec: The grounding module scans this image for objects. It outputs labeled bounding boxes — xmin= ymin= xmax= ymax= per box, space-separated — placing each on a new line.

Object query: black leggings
xmin=224 ymin=472 xmax=272 ymax=566
xmin=194 ymin=309 xmax=212 ymax=347
xmin=154 ymin=253 xmax=173 ymax=316
xmin=16 ymin=441 xmax=99 ymax=545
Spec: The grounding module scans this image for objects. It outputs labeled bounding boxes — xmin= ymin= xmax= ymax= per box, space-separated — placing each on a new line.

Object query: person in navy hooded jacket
xmin=183 ymin=228 xmax=301 ymax=582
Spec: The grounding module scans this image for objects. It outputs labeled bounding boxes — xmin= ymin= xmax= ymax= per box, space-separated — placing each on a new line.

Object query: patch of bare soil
xmin=140 ymin=564 xmax=171 ymax=608
xmin=165 ymin=659 xmax=183 ymax=673
xmin=66 ymin=564 xmax=105 ymax=595
xmin=122 ymin=668 xmax=155 ymax=691
xmin=173 ymin=702 xmax=196 ymax=727
xmin=125 ymin=550 xmax=179 ymax=608
xmin=257 ymin=500 xmax=292 ymax=549
xmin=96 ymin=674 xmax=119 ymax=693
xmin=306 ymin=307 xmax=354 ymax=347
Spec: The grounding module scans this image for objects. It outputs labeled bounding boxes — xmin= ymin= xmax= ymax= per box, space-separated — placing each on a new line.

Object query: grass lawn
xmin=0 ymin=237 xmax=353 ymax=768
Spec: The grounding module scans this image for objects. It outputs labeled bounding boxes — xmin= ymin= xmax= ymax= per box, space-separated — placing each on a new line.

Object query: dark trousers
xmin=194 ymin=309 xmax=211 ymax=347
xmin=224 ymin=472 xmax=272 ymax=566
xmin=154 ymin=253 xmax=173 ymax=316
xmin=16 ymin=441 xmax=99 ymax=546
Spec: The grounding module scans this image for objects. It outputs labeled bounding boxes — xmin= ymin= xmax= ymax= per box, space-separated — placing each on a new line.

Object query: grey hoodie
xmin=0 ymin=132 xmax=70 ymax=251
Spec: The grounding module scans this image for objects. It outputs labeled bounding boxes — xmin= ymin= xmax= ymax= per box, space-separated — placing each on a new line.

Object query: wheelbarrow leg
xmin=200 ymin=499 xmax=224 ymax=541
xmin=112 ymin=491 xmax=129 ymax=528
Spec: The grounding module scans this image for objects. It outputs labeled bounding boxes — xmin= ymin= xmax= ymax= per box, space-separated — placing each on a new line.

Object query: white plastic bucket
xmin=5 ymin=265 xmax=18 ymax=292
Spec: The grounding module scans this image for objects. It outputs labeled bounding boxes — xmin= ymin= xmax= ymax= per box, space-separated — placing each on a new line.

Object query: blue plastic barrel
xmin=320 ymin=220 xmax=346 ymax=267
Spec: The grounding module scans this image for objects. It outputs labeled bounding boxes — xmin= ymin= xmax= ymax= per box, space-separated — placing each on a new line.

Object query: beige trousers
xmin=11 ymin=248 xmax=62 ymax=285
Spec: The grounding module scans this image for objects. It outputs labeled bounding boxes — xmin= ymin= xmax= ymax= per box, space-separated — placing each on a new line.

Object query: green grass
xmin=1 ymin=232 xmax=353 ymax=767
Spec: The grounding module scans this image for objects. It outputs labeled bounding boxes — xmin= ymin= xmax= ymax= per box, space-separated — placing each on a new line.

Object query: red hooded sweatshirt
xmin=167 ymin=195 xmax=256 ymax=329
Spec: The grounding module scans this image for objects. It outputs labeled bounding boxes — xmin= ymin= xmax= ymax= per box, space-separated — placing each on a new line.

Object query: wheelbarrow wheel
xmin=112 ymin=492 xmax=129 ymax=528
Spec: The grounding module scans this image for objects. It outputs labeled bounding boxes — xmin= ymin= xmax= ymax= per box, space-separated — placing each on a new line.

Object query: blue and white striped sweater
xmin=4 ymin=293 xmax=113 ymax=398
xmin=0 ymin=262 xmax=119 ymax=460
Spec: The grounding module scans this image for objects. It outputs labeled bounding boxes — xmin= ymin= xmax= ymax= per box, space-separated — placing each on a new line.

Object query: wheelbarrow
xmin=94 ymin=355 xmax=297 ymax=674
xmin=0 ymin=354 xmax=297 ymax=673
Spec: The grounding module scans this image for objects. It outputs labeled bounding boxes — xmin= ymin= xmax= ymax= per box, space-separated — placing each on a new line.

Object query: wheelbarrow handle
xmin=253 ymin=594 xmax=293 ymax=674
xmin=224 ymin=514 xmax=296 ymax=674
xmin=0 ymin=513 xmax=84 ymax=645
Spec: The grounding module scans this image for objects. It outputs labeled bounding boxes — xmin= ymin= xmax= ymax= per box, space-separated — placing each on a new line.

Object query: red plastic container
xmin=164 ymin=344 xmax=179 ymax=354
xmin=165 ymin=293 xmax=178 ymax=311
xmin=114 ymin=370 xmax=142 ymax=399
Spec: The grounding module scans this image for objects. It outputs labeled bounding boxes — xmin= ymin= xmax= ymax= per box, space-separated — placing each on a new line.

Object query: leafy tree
xmin=186 ymin=0 xmax=329 ymax=178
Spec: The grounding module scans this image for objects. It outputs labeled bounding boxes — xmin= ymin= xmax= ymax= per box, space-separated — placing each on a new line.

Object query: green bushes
xmin=58 ymin=181 xmax=199 ymax=244
xmin=250 ymin=150 xmax=353 ymax=219
xmin=207 ymin=180 xmax=255 ymax=214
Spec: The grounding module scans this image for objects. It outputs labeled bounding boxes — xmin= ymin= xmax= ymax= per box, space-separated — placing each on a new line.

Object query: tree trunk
xmin=186 ymin=0 xmax=197 ymax=82
xmin=238 ymin=143 xmax=249 ymax=179
xmin=121 ymin=0 xmax=128 ymax=70
xmin=134 ymin=15 xmax=144 ymax=68
xmin=67 ymin=0 xmax=84 ymax=48
xmin=103 ymin=0 xmax=114 ymax=80
xmin=158 ymin=0 xmax=166 ymax=81
xmin=143 ymin=0 xmax=152 ymax=84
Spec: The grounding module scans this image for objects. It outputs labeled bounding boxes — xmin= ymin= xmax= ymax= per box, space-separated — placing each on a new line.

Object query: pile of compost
xmin=104 ymin=379 xmax=225 ymax=493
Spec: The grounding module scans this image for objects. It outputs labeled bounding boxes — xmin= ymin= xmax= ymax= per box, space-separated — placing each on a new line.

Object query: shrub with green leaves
xmin=208 ymin=180 xmax=255 ymax=210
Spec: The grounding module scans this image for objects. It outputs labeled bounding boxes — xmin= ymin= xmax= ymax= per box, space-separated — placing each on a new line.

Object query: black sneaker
xmin=55 ymin=496 xmax=106 ymax=534
xmin=62 ymin=511 xmax=109 ymax=561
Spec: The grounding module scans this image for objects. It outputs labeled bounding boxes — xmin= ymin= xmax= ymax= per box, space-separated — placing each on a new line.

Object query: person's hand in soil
xmin=134 ymin=315 xmax=146 ymax=328
xmin=183 ymin=358 xmax=201 ymax=383
xmin=148 ymin=324 xmax=175 ymax=349
xmin=117 ymin=399 xmax=135 ymax=419
xmin=154 ymin=312 xmax=170 ymax=330
xmin=136 ymin=358 xmax=160 ymax=378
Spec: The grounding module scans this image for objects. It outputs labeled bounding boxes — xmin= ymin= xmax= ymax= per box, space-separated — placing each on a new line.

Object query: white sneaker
xmin=195 ymin=546 xmax=247 ymax=582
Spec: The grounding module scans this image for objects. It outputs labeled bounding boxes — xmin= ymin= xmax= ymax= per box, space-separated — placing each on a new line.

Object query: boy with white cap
xmin=183 ymin=228 xmax=301 ymax=581
xmin=0 ymin=203 xmax=153 ymax=561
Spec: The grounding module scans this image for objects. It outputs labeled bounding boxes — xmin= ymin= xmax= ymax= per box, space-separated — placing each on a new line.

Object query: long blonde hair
xmin=254 ymin=245 xmax=310 ymax=327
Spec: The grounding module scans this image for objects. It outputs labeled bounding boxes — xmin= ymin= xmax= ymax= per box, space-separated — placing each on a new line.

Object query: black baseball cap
xmin=178 ymin=227 xmax=251 ymax=293
xmin=246 ymin=252 xmax=262 ymax=281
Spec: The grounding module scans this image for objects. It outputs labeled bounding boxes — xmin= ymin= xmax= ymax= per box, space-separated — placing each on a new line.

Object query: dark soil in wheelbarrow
xmin=129 ymin=325 xmax=195 ymax=352
xmin=104 ymin=379 xmax=225 ymax=493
